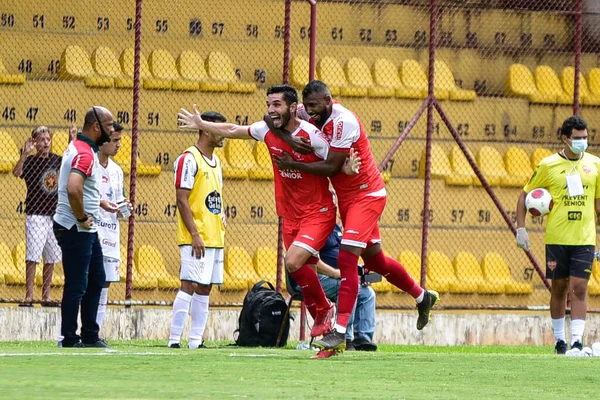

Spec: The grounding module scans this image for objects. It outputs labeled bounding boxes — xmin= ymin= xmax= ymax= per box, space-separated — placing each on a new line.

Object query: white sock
xmin=571 ymin=319 xmax=586 ymax=345
xmin=415 ymin=291 xmax=425 ymax=303
xmin=168 ymin=291 xmax=192 ymax=345
xmin=189 ymin=294 xmax=210 ymax=348
xmin=334 ymin=324 xmax=347 ymax=334
xmin=96 ymin=288 xmax=109 ymax=329
xmin=552 ymin=317 xmax=565 ymax=342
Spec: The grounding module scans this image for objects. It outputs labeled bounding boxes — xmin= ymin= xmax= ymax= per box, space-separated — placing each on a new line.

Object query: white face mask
xmin=569 ymin=138 xmax=588 ymax=154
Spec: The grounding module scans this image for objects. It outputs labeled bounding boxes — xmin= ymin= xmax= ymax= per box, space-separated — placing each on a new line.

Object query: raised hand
xmin=23 ymin=137 xmax=35 ymax=155
xmin=178 ymin=104 xmax=204 ymax=130
xmin=68 ymin=124 xmax=78 ymax=142
xmin=273 ymin=150 xmax=295 ymax=170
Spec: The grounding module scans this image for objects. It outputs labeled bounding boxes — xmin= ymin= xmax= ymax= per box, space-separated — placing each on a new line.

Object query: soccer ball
xmin=525 ymin=188 xmax=553 ymax=216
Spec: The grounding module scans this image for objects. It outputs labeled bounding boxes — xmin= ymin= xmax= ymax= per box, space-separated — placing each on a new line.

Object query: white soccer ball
xmin=582 ymin=347 xmax=593 ymax=357
xmin=525 ymin=188 xmax=554 ymax=216
xmin=565 ymin=348 xmax=584 ymax=357
xmin=591 ymin=342 xmax=600 ymax=357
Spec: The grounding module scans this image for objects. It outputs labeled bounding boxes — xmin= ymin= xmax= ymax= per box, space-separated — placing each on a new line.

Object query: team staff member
xmin=516 ymin=116 xmax=600 ymax=354
xmin=53 ymin=106 xmax=117 ymax=348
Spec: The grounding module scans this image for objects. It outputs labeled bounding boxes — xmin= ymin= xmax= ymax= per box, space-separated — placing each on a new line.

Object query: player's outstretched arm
xmin=515 ymin=191 xmax=530 ymax=251
xmin=178 ymin=104 xmax=250 ymax=139
xmin=263 ymin=114 xmax=314 ymax=154
xmin=274 ymin=149 xmax=347 ymax=177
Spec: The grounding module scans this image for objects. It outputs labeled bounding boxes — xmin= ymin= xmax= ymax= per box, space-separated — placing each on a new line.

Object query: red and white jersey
xmin=98 ymin=159 xmax=125 ymax=260
xmin=248 ymin=120 xmax=334 ymax=221
xmin=298 ymin=102 xmax=385 ymax=204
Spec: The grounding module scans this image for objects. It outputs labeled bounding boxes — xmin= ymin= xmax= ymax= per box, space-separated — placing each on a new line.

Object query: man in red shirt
xmin=273 ymin=80 xmax=439 ymax=352
xmin=178 ymin=85 xmax=358 ymax=338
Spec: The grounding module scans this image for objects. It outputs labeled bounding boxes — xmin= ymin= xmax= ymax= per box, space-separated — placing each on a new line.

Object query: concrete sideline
xmin=2 ymin=307 xmax=600 ymax=345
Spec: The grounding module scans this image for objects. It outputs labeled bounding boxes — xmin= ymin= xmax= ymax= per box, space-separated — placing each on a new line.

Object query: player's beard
xmin=277 ymin=108 xmax=292 ymax=130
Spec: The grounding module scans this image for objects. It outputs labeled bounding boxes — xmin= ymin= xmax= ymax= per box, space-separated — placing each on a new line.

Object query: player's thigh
xmin=25 ymin=215 xmax=45 ymax=263
xmin=546 ymin=245 xmax=570 ymax=280
xmin=180 ymin=245 xmax=221 ymax=286
xmin=568 ymin=245 xmax=594 ymax=280
xmin=286 ymin=214 xmax=335 ymax=270
xmin=341 ymin=196 xmax=386 ymax=249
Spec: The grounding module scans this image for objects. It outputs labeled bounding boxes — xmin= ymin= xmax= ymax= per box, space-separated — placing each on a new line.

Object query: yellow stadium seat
xmin=206 ymin=52 xmax=256 ymax=93
xmin=148 ymin=49 xmax=197 ymax=91
xmin=118 ymin=48 xmax=171 ymax=90
xmin=11 ymin=242 xmax=41 ymax=285
xmin=505 ymin=64 xmax=553 ymax=103
xmin=445 ymin=145 xmax=476 ymax=186
xmin=51 ymin=131 xmax=70 ymax=156
xmin=224 ymin=246 xmax=261 ymax=290
xmin=427 ymin=251 xmax=472 ymax=293
xmin=344 ymin=58 xmax=394 ymax=98
xmin=434 ymin=60 xmax=476 ymax=101
xmin=481 ymin=252 xmax=533 ymax=294
xmin=114 ymin=135 xmax=161 ymax=176
xmin=0 ymin=131 xmax=20 ymax=172
xmin=176 ymin=50 xmax=228 ymax=92
xmin=91 ymin=47 xmax=127 ymax=86
xmin=59 ymin=46 xmax=114 ymax=88
xmin=534 ymin=65 xmax=572 ymax=105
xmin=252 ymin=247 xmax=285 ymax=290
xmin=248 ymin=142 xmax=274 ymax=180
xmin=0 ymin=242 xmax=12 ymax=284
xmin=589 ymin=260 xmax=600 ymax=295
xmin=561 ymin=67 xmax=600 ymax=106
xmin=587 ymin=68 xmax=600 ymax=98
xmin=419 ymin=144 xmax=451 ymax=180
xmin=503 ymin=146 xmax=532 ymax=187
xmin=372 ymin=58 xmax=424 ymax=99
xmin=290 ymin=55 xmax=309 ymax=90
xmin=134 ymin=245 xmax=179 ymax=289
xmin=453 ymin=251 xmax=504 ymax=294
xmin=0 ymin=57 xmax=25 ymax=84
xmin=400 ymin=60 xmax=447 ymax=100
xmin=213 ymin=146 xmax=240 ymax=179
xmin=474 ymin=145 xmax=509 ymax=187
xmin=396 ymin=250 xmax=424 ymax=293
xmin=530 ymin=147 xmax=553 ymax=170
xmin=38 ymin=262 xmax=65 ymax=287
xmin=223 ymin=140 xmax=253 ymax=179
xmin=318 ymin=56 xmax=367 ymax=97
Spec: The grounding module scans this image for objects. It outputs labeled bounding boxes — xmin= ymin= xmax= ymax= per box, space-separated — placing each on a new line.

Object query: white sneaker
xmin=565 ymin=348 xmax=584 ymax=357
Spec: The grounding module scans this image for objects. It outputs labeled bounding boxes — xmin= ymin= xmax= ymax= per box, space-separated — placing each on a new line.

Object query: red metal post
xmin=308 ymin=0 xmax=317 ymax=80
xmin=573 ymin=0 xmax=583 ymax=115
xmin=282 ymin=0 xmax=292 ymax=85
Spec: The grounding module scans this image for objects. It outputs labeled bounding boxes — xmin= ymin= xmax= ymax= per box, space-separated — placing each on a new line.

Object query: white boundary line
xmin=0 ymin=351 xmax=179 ymax=357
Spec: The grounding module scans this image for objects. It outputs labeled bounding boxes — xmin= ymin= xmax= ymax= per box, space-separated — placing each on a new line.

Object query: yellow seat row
xmin=59 ymin=45 xmax=256 ymax=93
xmin=0 ymin=57 xmax=26 ymax=85
xmin=0 ymin=242 xmax=64 ymax=287
xmin=0 ymin=131 xmax=21 ymax=173
xmin=222 ymin=246 xmax=286 ymax=292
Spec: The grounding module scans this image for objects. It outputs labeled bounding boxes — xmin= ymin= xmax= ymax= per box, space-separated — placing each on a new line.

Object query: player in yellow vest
xmin=168 ymin=111 xmax=227 ymax=349
xmin=516 ymin=116 xmax=600 ymax=355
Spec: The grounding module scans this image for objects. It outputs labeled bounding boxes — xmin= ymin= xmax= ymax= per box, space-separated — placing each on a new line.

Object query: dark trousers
xmin=53 ymin=222 xmax=106 ymax=345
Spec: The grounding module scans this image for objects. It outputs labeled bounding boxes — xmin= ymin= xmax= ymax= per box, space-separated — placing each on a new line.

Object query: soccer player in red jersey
xmin=273 ymin=80 xmax=439 ymax=352
xmin=178 ymin=84 xmax=357 ymax=338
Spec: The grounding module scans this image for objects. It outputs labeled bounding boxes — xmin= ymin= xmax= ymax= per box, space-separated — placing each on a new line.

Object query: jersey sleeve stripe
xmin=174 ymin=152 xmax=188 ymax=188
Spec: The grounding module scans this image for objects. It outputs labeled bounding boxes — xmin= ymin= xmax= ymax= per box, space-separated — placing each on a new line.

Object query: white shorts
xmin=103 ymin=256 xmax=121 ymax=283
xmin=179 ymin=246 xmax=224 ymax=285
xmin=25 ymin=215 xmax=62 ymax=264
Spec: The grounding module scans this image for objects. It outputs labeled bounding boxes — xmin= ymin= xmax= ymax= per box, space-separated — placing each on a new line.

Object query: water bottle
xmin=296 ymin=341 xmax=311 ymax=350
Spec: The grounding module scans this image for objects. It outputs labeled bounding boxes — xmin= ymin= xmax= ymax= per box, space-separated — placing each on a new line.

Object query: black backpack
xmin=234 ymin=280 xmax=290 ymax=347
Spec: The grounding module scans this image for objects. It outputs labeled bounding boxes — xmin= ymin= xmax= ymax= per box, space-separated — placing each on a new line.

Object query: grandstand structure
xmin=1 ymin=0 xmax=599 ymax=310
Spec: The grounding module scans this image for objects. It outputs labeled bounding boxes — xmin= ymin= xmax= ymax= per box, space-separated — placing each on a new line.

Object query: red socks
xmin=364 ymin=250 xmax=424 ymax=299
xmin=290 ymin=265 xmax=329 ymax=313
xmin=336 ymin=249 xmax=360 ymax=328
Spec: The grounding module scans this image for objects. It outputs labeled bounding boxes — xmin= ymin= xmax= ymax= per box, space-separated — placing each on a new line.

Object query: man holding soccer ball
xmin=516 ymin=116 xmax=600 ymax=355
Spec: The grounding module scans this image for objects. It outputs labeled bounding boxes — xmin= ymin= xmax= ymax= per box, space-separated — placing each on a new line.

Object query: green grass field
xmin=0 ymin=341 xmax=599 ymax=399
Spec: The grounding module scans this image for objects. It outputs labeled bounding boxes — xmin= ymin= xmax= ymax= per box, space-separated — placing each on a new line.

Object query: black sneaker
xmin=58 ymin=341 xmax=84 ymax=348
xmin=313 ymin=330 xmax=346 ymax=351
xmin=555 ymin=339 xmax=568 ymax=354
xmin=417 ymin=290 xmax=440 ymax=330
xmin=571 ymin=341 xmax=583 ymax=351
xmin=81 ymin=339 xmax=111 ymax=348
xmin=352 ymin=338 xmax=378 ymax=352
xmin=168 ymin=343 xmax=181 ymax=349
xmin=345 ymin=339 xmax=355 ymax=351
xmin=191 ymin=342 xmax=209 ymax=349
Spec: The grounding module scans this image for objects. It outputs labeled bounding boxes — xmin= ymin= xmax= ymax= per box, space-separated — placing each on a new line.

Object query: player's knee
xmin=195 ymin=284 xmax=212 ymax=296
xmin=571 ymin=282 xmax=588 ymax=300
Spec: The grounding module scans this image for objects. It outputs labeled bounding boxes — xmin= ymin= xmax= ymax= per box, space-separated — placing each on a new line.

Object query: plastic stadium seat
xmin=91 ymin=47 xmax=127 ymax=86
xmin=534 ymin=65 xmax=572 ymax=105
xmin=114 ymin=135 xmax=161 ymax=176
xmin=445 ymin=145 xmax=476 ymax=186
xmin=224 ymin=247 xmax=261 ymax=290
xmin=176 ymin=50 xmax=228 ymax=92
xmin=530 ymin=147 xmax=553 ymax=170
xmin=12 ymin=241 xmax=59 ymax=286
xmin=453 ymin=252 xmax=504 ymax=294
xmin=587 ymin=68 xmax=600 ymax=98
xmin=0 ymin=242 xmax=12 ymax=284
xmin=148 ymin=49 xmax=197 ymax=91
xmin=134 ymin=245 xmax=179 ymax=289
xmin=223 ymin=141 xmax=253 ymax=179
xmin=481 ymin=252 xmax=533 ymax=294
xmin=0 ymin=57 xmax=25 ymax=84
xmin=418 ymin=144 xmax=451 ymax=180
xmin=561 ymin=67 xmax=600 ymax=106
xmin=505 ymin=64 xmax=553 ymax=103
xmin=213 ymin=147 xmax=240 ymax=179
xmin=318 ymin=57 xmax=366 ymax=97
xmin=0 ymin=131 xmax=20 ymax=172
xmin=400 ymin=60 xmax=448 ymax=100
xmin=10 ymin=242 xmax=38 ymax=285
xmin=206 ymin=52 xmax=256 ymax=93
xmin=503 ymin=146 xmax=532 ymax=187
xmin=589 ymin=260 xmax=600 ymax=295
xmin=248 ymin=142 xmax=274 ymax=180
xmin=434 ymin=60 xmax=476 ymax=101
xmin=395 ymin=250 xmax=424 ymax=293
xmin=118 ymin=48 xmax=171 ymax=90
xmin=290 ymin=55 xmax=309 ymax=90
xmin=474 ymin=145 xmax=510 ymax=187
xmin=252 ymin=247 xmax=285 ymax=290
xmin=51 ymin=131 xmax=70 ymax=156
xmin=59 ymin=46 xmax=114 ymax=88
xmin=344 ymin=58 xmax=394 ymax=98
xmin=372 ymin=58 xmax=424 ymax=99
xmin=427 ymin=251 xmax=470 ymax=293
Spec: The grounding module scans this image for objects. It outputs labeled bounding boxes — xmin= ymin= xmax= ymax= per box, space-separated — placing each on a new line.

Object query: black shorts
xmin=545 ymin=245 xmax=594 ymax=280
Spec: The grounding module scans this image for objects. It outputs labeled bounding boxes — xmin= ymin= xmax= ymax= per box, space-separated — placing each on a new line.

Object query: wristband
xmin=77 ymin=215 xmax=89 ymax=223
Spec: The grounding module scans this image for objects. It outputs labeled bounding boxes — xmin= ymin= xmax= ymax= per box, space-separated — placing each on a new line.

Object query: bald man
xmin=53 ymin=106 xmax=118 ymax=348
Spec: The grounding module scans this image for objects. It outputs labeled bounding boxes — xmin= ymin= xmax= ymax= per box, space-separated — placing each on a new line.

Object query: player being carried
xmin=269 ymin=80 xmax=439 ymax=354
xmin=178 ymin=84 xmax=359 ymax=341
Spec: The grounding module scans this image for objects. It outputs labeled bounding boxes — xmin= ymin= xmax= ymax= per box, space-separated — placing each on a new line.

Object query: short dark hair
xmin=560 ymin=116 xmax=587 ymax=138
xmin=113 ymin=121 xmax=124 ymax=132
xmin=302 ymin=80 xmax=329 ymax=98
xmin=267 ymin=84 xmax=298 ymax=105
xmin=201 ymin=111 xmax=227 ymax=123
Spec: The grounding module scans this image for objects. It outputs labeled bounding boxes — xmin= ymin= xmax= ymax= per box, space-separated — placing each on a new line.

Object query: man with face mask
xmin=516 ymin=116 xmax=600 ymax=355
xmin=53 ymin=106 xmax=118 ymax=348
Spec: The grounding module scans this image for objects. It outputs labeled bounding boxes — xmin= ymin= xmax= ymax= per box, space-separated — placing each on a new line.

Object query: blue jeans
xmin=53 ymin=222 xmax=105 ymax=345
xmin=318 ymin=275 xmax=376 ymax=341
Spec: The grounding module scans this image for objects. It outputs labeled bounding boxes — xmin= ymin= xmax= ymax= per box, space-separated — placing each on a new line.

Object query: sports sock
xmin=571 ymin=319 xmax=585 ymax=345
xmin=168 ymin=291 xmax=192 ymax=345
xmin=189 ymin=293 xmax=210 ymax=348
xmin=364 ymin=250 xmax=424 ymax=299
xmin=96 ymin=287 xmax=109 ymax=328
xmin=290 ymin=265 xmax=329 ymax=310
xmin=552 ymin=317 xmax=566 ymax=342
xmin=336 ymin=250 xmax=360 ymax=328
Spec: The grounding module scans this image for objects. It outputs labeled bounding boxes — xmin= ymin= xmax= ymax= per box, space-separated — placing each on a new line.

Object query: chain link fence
xmin=0 ymin=0 xmax=598 ymax=310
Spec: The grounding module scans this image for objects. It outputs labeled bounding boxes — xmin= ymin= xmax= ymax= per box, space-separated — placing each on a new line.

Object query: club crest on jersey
xmin=41 ymin=170 xmax=58 ymax=194
xmin=547 ymin=260 xmax=557 ymax=271
xmin=583 ymin=165 xmax=591 ymax=175
xmin=335 ymin=121 xmax=344 ymax=140
xmin=205 ymin=190 xmax=222 ymax=214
